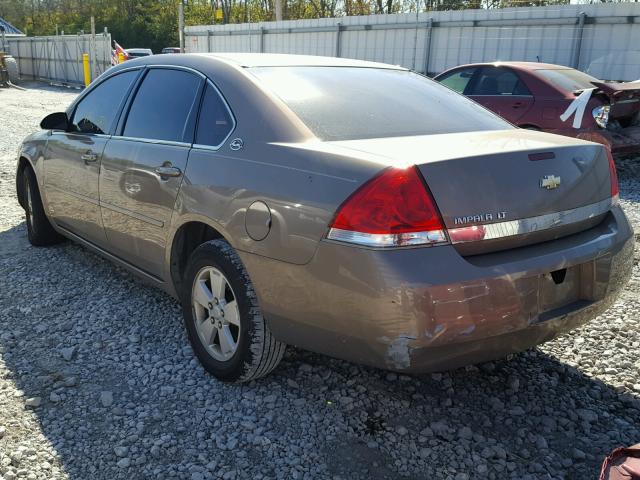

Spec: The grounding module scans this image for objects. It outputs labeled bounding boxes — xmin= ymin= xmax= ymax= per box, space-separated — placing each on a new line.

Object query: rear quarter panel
xmin=173 ymin=140 xmax=385 ymax=265
xmin=512 ymin=69 xmax=566 ymax=129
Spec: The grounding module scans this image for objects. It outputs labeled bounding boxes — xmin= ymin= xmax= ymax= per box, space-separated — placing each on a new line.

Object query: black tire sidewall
xmin=24 ymin=168 xmax=41 ymax=243
xmin=23 ymin=167 xmax=64 ymax=246
xmin=181 ymin=242 xmax=257 ymax=381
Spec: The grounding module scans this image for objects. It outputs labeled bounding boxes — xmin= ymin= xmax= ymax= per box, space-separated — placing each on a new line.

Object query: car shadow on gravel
xmin=1 ymin=220 xmax=639 ymax=479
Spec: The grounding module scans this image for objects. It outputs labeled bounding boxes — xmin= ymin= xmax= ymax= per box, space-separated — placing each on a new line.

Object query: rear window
xmin=535 ymin=68 xmax=599 ymax=92
xmin=250 ymin=67 xmax=511 ymax=141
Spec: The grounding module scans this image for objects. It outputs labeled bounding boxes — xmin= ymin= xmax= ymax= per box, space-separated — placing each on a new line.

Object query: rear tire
xmin=23 ymin=167 xmax=65 ymax=246
xmin=182 ymin=239 xmax=286 ymax=382
xmin=5 ymin=56 xmax=19 ymax=84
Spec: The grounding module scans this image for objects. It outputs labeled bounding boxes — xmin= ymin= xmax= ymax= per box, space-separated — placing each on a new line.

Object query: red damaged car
xmin=434 ymin=62 xmax=640 ymax=154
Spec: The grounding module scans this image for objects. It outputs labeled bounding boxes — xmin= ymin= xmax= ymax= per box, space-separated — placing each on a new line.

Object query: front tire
xmin=23 ymin=167 xmax=65 ymax=246
xmin=182 ymin=240 xmax=286 ymax=382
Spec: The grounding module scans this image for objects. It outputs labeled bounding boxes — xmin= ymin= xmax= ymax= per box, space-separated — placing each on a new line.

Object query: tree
xmin=0 ymin=0 xmax=578 ymax=48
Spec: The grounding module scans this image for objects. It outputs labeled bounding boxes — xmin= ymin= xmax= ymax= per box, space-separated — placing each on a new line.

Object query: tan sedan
xmin=16 ymin=53 xmax=633 ymax=382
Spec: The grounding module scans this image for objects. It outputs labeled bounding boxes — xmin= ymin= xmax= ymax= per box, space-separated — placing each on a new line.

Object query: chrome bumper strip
xmin=448 ymin=197 xmax=615 ymax=244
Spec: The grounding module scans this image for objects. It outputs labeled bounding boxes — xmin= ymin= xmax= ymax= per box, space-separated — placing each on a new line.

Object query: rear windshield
xmin=250 ymin=67 xmax=511 ymax=141
xmin=535 ymin=68 xmax=599 ymax=92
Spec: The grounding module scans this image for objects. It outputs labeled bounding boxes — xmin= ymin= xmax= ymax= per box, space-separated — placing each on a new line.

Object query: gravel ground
xmin=0 ymin=83 xmax=639 ymax=480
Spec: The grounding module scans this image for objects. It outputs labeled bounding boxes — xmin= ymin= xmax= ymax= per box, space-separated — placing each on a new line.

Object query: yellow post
xmin=82 ymin=53 xmax=91 ymax=87
xmin=118 ymin=52 xmax=125 ymax=64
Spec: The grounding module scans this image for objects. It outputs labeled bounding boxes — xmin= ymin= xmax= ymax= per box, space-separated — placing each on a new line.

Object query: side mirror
xmin=40 ymin=112 xmax=69 ymax=131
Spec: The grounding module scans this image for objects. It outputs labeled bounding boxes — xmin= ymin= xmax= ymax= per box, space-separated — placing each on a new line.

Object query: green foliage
xmin=0 ymin=0 xmax=572 ymax=51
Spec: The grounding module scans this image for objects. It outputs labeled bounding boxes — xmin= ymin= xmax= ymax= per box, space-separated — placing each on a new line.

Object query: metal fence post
xmin=335 ymin=22 xmax=343 ymax=58
xmin=90 ymin=16 xmax=97 ymax=80
xmin=572 ymin=12 xmax=586 ymax=69
xmin=63 ymin=35 xmax=69 ymax=82
xmin=178 ymin=2 xmax=185 ymax=53
xmin=104 ymin=31 xmax=111 ymax=73
xmin=259 ymin=26 xmax=265 ymax=53
xmin=35 ymin=39 xmax=41 ymax=80
xmin=423 ymin=17 xmax=434 ymax=76
xmin=30 ymin=38 xmax=35 ymax=79
xmin=45 ymin=37 xmax=51 ymax=82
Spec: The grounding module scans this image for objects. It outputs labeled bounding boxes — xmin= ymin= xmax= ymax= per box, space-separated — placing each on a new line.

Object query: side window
xmin=195 ymin=83 xmax=234 ymax=147
xmin=438 ymin=68 xmax=477 ymax=94
xmin=123 ymin=69 xmax=201 ymax=142
xmin=70 ymin=70 xmax=138 ymax=134
xmin=471 ymin=67 xmax=532 ymax=96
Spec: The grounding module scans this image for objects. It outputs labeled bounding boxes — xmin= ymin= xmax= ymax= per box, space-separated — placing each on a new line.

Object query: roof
xmin=194 ymin=53 xmax=407 ymax=70
xmin=0 ymin=17 xmax=23 ymax=35
xmin=456 ymin=61 xmax=572 ymax=71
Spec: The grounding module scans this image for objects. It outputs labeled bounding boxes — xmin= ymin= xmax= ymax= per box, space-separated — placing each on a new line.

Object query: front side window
xmin=250 ymin=67 xmax=511 ymax=141
xmin=123 ymin=69 xmax=201 ymax=142
xmin=470 ymin=67 xmax=531 ymax=96
xmin=70 ymin=70 xmax=138 ymax=134
xmin=195 ymin=83 xmax=234 ymax=147
xmin=438 ymin=67 xmax=477 ymax=94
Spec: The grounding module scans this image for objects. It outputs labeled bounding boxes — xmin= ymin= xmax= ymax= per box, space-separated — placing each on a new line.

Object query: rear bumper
xmin=240 ymin=206 xmax=634 ymax=373
xmin=550 ymin=126 xmax=640 ymax=154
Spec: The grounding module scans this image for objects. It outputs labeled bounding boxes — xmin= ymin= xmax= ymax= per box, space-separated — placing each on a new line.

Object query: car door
xmin=43 ymin=69 xmax=140 ymax=246
xmin=99 ymin=67 xmax=204 ymax=277
xmin=466 ymin=66 xmax=534 ymax=124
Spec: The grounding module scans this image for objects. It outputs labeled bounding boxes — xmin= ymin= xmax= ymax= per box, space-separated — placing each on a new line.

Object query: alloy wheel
xmin=191 ymin=266 xmax=241 ymax=361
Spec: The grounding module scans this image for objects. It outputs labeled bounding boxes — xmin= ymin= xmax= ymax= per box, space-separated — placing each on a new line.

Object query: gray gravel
xmin=1 ymin=83 xmax=639 ymax=480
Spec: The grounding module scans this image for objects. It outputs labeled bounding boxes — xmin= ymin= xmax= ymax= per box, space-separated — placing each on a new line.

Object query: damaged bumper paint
xmin=554 ymin=125 xmax=640 ymax=155
xmin=239 ymin=205 xmax=634 ymax=373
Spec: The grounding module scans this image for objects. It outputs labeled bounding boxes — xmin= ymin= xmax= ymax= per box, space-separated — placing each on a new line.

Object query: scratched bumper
xmin=550 ymin=126 xmax=640 ymax=155
xmin=240 ymin=206 xmax=634 ymax=373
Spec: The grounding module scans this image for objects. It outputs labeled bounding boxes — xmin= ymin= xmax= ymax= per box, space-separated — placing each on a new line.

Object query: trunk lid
xmin=590 ymin=81 xmax=640 ymax=120
xmin=330 ymin=130 xmax=613 ymax=255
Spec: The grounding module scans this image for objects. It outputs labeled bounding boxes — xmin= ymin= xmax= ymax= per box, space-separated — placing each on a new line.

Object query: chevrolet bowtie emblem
xmin=540 ymin=175 xmax=561 ymax=190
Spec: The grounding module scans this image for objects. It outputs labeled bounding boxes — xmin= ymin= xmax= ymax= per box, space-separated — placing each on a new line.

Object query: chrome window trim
xmin=110 ymin=135 xmax=191 ymax=148
xmin=191 ymin=79 xmax=237 ymax=152
xmin=145 ymin=64 xmax=207 ymax=80
xmin=49 ymin=131 xmax=111 ymax=139
xmin=448 ymin=197 xmax=615 ymax=244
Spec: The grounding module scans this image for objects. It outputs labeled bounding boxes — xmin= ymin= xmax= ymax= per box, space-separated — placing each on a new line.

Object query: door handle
xmin=81 ymin=151 xmax=98 ymax=163
xmin=154 ymin=166 xmax=182 ymax=178
xmin=512 ymin=102 xmax=524 ymax=109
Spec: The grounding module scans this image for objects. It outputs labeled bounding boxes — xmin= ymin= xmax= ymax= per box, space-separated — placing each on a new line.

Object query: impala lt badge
xmin=540 ymin=175 xmax=561 ymax=190
xmin=454 ymin=211 xmax=507 ymax=225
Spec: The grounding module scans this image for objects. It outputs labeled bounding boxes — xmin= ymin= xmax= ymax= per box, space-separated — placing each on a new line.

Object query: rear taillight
xmin=327 ymin=166 xmax=448 ymax=247
xmin=606 ymin=148 xmax=619 ymax=199
xmin=592 ymin=105 xmax=610 ymax=129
